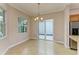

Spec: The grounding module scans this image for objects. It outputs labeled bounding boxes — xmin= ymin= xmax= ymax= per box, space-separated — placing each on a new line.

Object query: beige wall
xmin=70 ymin=8 xmax=79 ymax=15
xmin=30 ymin=11 xmax=65 ymax=43
xmin=29 ymin=16 xmax=38 ymax=39
xmin=0 ymin=4 xmax=30 ymax=54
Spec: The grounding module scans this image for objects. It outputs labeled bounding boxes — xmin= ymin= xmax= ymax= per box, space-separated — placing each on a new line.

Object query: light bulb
xmin=36 ymin=17 xmax=39 ymax=20
xmin=34 ymin=18 xmax=37 ymax=21
xmin=40 ymin=17 xmax=43 ymax=20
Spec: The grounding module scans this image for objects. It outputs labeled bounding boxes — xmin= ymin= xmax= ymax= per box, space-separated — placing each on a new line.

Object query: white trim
xmin=2 ymin=39 xmax=29 ymax=55
xmin=55 ymin=41 xmax=70 ymax=48
xmin=54 ymin=41 xmax=64 ymax=45
xmin=64 ymin=6 xmax=70 ymax=48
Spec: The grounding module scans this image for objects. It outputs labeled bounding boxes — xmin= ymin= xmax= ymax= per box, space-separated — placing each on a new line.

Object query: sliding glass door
xmin=38 ymin=19 xmax=54 ymax=40
xmin=46 ymin=20 xmax=53 ymax=40
xmin=39 ymin=21 xmax=45 ymax=39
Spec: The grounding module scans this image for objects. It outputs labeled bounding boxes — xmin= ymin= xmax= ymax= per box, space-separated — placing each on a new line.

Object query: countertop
xmin=69 ymin=35 xmax=79 ymax=42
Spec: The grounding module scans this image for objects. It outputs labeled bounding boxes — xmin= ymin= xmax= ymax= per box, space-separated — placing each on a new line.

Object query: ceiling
xmin=8 ymin=3 xmax=69 ymax=16
xmin=70 ymin=3 xmax=79 ymax=10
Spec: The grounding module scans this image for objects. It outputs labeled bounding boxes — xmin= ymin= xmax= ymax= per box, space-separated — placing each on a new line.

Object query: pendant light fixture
xmin=34 ymin=3 xmax=43 ymax=21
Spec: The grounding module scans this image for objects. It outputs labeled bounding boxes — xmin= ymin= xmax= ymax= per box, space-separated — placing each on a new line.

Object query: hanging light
xmin=40 ymin=17 xmax=43 ymax=21
xmin=34 ymin=3 xmax=43 ymax=21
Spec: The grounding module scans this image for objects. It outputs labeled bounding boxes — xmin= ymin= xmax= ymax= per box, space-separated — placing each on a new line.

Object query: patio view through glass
xmin=39 ymin=19 xmax=54 ymax=40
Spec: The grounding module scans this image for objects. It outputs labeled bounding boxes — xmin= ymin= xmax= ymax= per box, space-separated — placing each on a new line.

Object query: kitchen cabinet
xmin=70 ymin=14 xmax=79 ymax=22
xmin=69 ymin=36 xmax=78 ymax=50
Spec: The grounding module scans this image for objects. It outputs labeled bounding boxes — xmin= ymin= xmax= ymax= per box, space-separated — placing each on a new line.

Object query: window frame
xmin=18 ymin=16 xmax=27 ymax=33
xmin=0 ymin=7 xmax=7 ymax=40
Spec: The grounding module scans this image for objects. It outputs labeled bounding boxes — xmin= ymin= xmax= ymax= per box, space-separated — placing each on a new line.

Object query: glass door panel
xmin=38 ymin=19 xmax=54 ymax=40
xmin=46 ymin=20 xmax=53 ymax=40
xmin=39 ymin=21 xmax=45 ymax=39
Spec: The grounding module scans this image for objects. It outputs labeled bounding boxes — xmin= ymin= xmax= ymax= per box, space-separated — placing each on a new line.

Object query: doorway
xmin=38 ymin=19 xmax=54 ymax=40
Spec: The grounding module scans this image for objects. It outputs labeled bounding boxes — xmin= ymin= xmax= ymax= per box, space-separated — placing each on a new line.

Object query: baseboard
xmin=55 ymin=41 xmax=64 ymax=45
xmin=30 ymin=39 xmax=64 ymax=45
xmin=31 ymin=39 xmax=37 ymax=40
xmin=30 ymin=37 xmax=37 ymax=40
xmin=2 ymin=39 xmax=29 ymax=55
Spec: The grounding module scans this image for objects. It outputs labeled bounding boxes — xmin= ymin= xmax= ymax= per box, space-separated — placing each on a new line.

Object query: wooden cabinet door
xmin=70 ymin=15 xmax=79 ymax=22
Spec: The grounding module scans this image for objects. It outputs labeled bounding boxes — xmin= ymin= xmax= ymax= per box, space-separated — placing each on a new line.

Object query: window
xmin=0 ymin=8 xmax=5 ymax=39
xmin=39 ymin=19 xmax=54 ymax=40
xmin=18 ymin=16 xmax=27 ymax=33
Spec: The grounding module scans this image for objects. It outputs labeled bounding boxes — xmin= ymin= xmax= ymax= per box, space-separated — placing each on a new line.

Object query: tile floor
xmin=5 ymin=39 xmax=77 ymax=55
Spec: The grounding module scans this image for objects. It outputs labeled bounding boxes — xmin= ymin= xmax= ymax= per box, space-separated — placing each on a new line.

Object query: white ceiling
xmin=8 ymin=3 xmax=69 ymax=16
xmin=70 ymin=3 xmax=79 ymax=10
